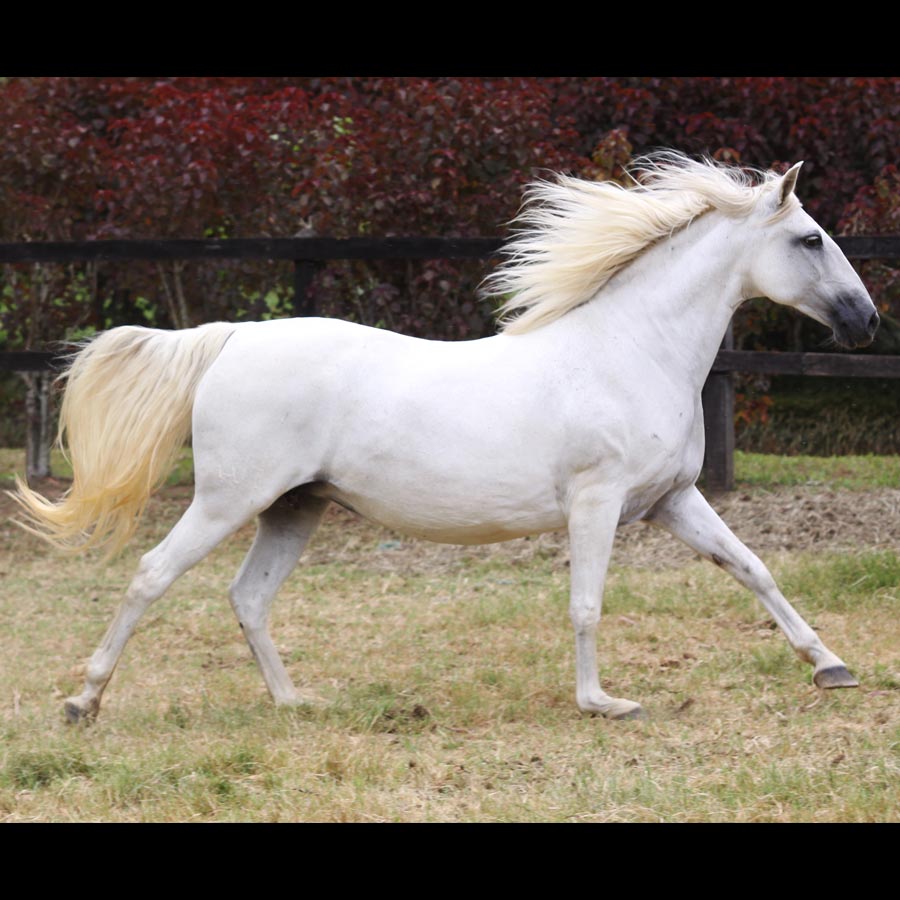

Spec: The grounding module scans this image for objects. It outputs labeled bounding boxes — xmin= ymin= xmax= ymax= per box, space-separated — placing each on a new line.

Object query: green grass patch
xmin=4 ymin=748 xmax=94 ymax=789
xmin=734 ymin=451 xmax=900 ymax=490
xmin=778 ymin=549 xmax=900 ymax=612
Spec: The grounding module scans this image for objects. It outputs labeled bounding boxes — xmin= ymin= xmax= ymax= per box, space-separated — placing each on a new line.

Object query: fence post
xmin=292 ymin=259 xmax=320 ymax=317
xmin=702 ymin=321 xmax=735 ymax=492
xmin=23 ymin=370 xmax=53 ymax=483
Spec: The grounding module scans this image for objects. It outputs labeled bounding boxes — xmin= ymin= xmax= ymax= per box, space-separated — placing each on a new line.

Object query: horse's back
xmin=197 ymin=316 xmax=509 ymax=420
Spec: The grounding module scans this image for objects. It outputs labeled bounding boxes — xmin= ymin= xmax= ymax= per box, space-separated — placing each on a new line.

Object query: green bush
xmin=736 ymin=377 xmax=900 ymax=456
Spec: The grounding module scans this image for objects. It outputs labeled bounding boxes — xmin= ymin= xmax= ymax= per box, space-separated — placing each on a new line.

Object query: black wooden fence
xmin=2 ymin=234 xmax=899 ymax=490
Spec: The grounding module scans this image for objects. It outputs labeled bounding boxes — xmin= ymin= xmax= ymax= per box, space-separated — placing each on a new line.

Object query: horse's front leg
xmin=648 ymin=485 xmax=858 ymax=688
xmin=567 ymin=487 xmax=645 ymax=719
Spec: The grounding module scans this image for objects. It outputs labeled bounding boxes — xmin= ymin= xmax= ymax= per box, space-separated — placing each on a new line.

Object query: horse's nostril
xmin=868 ymin=310 xmax=880 ymax=336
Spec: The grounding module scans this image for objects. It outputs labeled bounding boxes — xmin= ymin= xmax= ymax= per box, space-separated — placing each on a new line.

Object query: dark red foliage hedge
xmin=0 ymin=76 xmax=897 ymax=347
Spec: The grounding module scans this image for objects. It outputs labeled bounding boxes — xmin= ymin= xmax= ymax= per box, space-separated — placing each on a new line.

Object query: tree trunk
xmin=22 ymin=371 xmax=54 ymax=484
xmin=157 ymin=261 xmax=192 ymax=329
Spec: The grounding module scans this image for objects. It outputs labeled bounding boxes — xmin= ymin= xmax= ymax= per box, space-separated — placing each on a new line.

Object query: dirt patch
xmin=4 ymin=479 xmax=899 ymax=573
xmin=612 ymin=486 xmax=900 ymax=569
xmin=319 ymin=485 xmax=900 ymax=574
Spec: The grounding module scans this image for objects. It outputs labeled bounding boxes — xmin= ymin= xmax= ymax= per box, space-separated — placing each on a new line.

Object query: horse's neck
xmin=576 ymin=212 xmax=749 ymax=392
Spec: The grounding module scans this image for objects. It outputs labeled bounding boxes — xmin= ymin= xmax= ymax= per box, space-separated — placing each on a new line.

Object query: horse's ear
xmin=778 ymin=161 xmax=803 ymax=206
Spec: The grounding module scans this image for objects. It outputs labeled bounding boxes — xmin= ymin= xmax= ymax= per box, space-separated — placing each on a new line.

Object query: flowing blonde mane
xmin=487 ymin=152 xmax=795 ymax=334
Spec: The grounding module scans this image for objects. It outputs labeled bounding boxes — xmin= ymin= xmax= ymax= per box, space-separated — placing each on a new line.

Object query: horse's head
xmin=747 ymin=163 xmax=879 ymax=349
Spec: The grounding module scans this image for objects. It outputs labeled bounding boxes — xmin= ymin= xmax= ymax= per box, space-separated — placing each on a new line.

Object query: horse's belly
xmin=315 ymin=480 xmax=566 ymax=545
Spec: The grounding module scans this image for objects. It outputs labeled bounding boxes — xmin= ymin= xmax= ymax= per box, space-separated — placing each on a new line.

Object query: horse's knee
xmin=570 ymin=601 xmax=601 ymax=631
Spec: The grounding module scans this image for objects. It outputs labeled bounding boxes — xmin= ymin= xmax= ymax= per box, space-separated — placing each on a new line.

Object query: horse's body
xmin=13 ymin=153 xmax=879 ymax=721
xmin=197 ymin=305 xmax=699 ymax=546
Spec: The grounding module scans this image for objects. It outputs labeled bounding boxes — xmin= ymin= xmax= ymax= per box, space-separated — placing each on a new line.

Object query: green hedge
xmin=736 ymin=377 xmax=900 ymax=456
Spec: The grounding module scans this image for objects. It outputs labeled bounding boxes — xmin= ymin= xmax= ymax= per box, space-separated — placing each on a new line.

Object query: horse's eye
xmin=802 ymin=233 xmax=823 ymax=248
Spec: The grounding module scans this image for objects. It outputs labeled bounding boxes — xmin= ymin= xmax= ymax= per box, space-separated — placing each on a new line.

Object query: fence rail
xmin=3 ymin=234 xmax=899 ymax=490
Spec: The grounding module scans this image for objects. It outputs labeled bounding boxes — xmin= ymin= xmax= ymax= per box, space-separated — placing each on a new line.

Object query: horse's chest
xmin=562 ymin=389 xmax=700 ymax=525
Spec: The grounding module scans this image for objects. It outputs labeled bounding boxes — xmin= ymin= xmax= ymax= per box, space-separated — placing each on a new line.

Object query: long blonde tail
xmin=10 ymin=322 xmax=236 ymax=556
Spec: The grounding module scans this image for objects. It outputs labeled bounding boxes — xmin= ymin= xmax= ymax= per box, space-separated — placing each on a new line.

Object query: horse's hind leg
xmin=65 ymin=498 xmax=251 ymax=723
xmin=228 ymin=495 xmax=329 ymax=706
xmin=649 ymin=486 xmax=858 ymax=688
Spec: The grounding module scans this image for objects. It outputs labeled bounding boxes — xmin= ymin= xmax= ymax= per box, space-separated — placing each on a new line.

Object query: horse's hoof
xmin=580 ymin=696 xmax=646 ymax=720
xmin=588 ymin=698 xmax=645 ymax=720
xmin=814 ymin=666 xmax=859 ymax=690
xmin=64 ymin=697 xmax=98 ymax=724
xmin=610 ymin=702 xmax=647 ymax=721
xmin=274 ymin=689 xmax=326 ymax=708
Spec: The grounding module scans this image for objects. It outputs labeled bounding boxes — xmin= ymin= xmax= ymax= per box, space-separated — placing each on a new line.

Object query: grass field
xmin=1 ymin=450 xmax=898 ymax=821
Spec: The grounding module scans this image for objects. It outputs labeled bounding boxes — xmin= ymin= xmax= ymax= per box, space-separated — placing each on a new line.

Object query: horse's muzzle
xmin=831 ymin=294 xmax=880 ymax=349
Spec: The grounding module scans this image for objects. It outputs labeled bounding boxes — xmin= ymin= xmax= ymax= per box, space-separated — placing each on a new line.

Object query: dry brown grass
xmin=1 ymin=462 xmax=898 ymax=821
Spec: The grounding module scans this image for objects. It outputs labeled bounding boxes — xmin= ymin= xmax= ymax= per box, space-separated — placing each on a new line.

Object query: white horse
xmin=13 ymin=153 xmax=879 ymax=722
